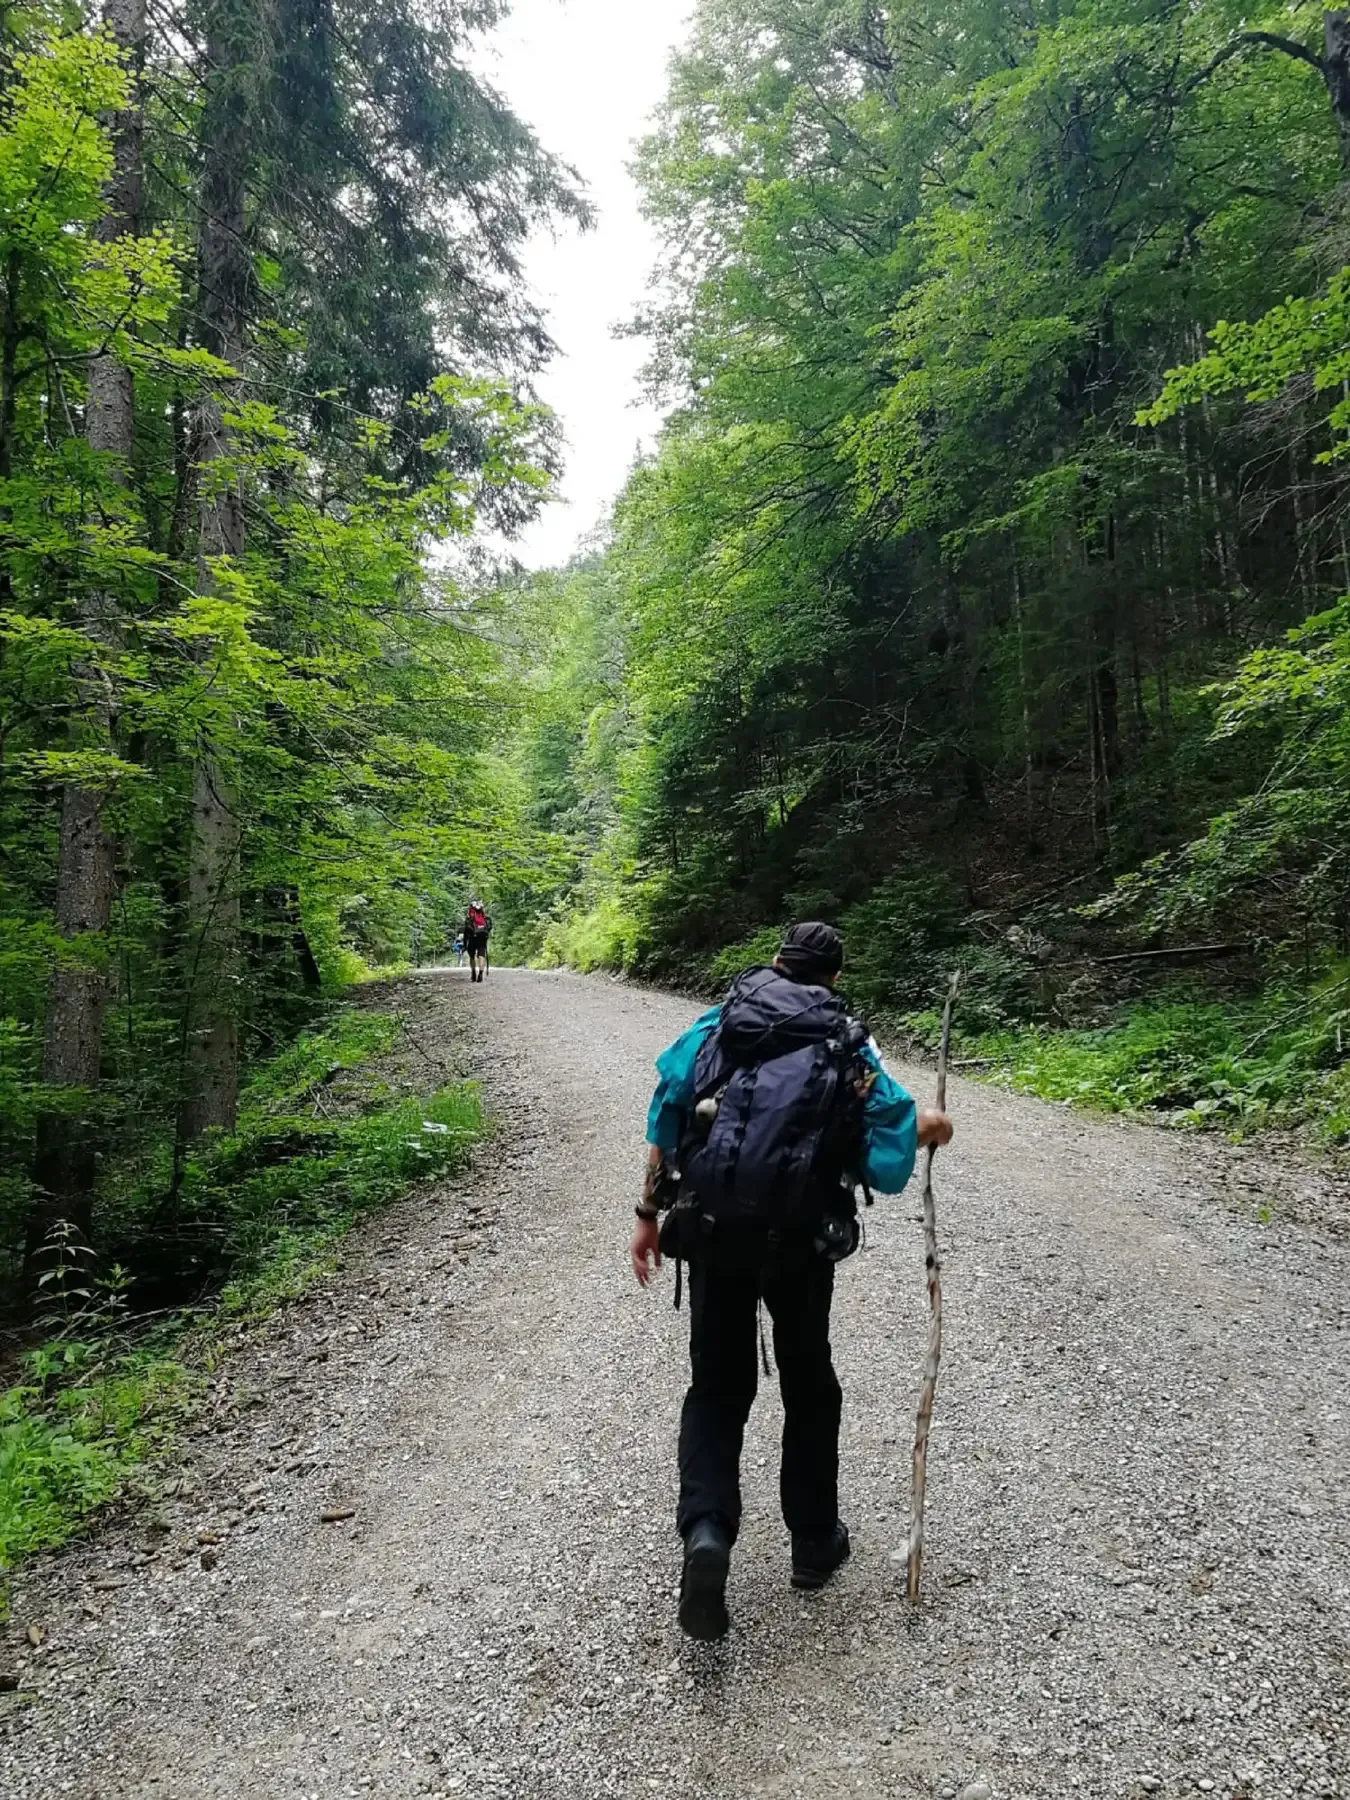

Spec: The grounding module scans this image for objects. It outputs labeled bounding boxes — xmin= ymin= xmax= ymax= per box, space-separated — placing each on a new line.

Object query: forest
xmin=2 ymin=0 xmax=1350 ymax=1563
xmin=0 ymin=0 xmax=587 ymax=1298
xmin=502 ymin=0 xmax=1350 ymax=1147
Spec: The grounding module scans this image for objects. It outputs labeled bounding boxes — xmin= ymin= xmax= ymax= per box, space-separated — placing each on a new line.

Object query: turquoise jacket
xmin=646 ymin=1005 xmax=918 ymax=1196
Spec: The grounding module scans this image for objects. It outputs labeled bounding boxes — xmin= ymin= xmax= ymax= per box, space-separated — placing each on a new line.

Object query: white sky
xmin=475 ymin=0 xmax=692 ymax=569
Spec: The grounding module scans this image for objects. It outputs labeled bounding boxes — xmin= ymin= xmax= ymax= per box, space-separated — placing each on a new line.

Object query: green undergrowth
xmin=1 ymin=1007 xmax=481 ymax=1587
xmin=536 ymin=894 xmax=647 ymax=974
xmin=906 ymin=982 xmax=1350 ymax=1145
xmin=0 ymin=1349 xmax=194 ymax=1582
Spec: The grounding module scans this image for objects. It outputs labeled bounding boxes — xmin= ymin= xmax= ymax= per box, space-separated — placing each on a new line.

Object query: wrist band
xmin=635 ymin=1204 xmax=660 ymax=1222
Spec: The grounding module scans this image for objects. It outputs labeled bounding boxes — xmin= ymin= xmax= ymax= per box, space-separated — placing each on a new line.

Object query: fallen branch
xmin=1094 ymin=942 xmax=1252 ymax=964
xmin=396 ymin=1012 xmax=447 ymax=1072
xmin=907 ymin=969 xmax=960 ymax=1606
xmin=1239 ymin=975 xmax=1350 ymax=1058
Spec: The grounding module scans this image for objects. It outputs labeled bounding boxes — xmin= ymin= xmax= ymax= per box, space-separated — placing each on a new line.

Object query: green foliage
xmin=1093 ymin=598 xmax=1350 ymax=944
xmin=240 ymin=1012 xmax=400 ymax=1112
xmin=1 ymin=1408 xmax=126 ymax=1568
xmin=196 ymin=1084 xmax=482 ymax=1286
xmin=847 ymin=917 xmax=1039 ymax=1042
xmin=88 ymin=1009 xmax=483 ymax=1291
xmin=947 ymin=979 xmax=1350 ymax=1144
xmin=0 ymin=19 xmax=188 ymax=384
xmin=1 ymin=1007 xmax=483 ymax=1574
xmin=836 ymin=873 xmax=967 ymax=1019
xmin=513 ymin=0 xmax=1342 ymax=956
xmin=1140 ymin=267 xmax=1350 ymax=462
xmin=0 ymin=1353 xmax=189 ymax=1571
xmin=705 ymin=926 xmax=785 ymax=990
xmin=0 ymin=0 xmax=582 ymax=1291
xmin=537 ymin=896 xmax=647 ymax=975
xmin=501 ymin=0 xmax=1350 ymax=1158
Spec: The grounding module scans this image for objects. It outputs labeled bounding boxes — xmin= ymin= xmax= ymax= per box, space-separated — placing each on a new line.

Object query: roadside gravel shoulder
xmin=2 ymin=967 xmax=1347 ymax=1800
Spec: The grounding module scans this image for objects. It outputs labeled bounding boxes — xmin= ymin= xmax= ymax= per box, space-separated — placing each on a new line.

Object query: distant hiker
xmin=632 ymin=921 xmax=953 ymax=1641
xmin=462 ymin=901 xmax=493 ymax=982
xmin=453 ymin=934 xmax=465 ymax=967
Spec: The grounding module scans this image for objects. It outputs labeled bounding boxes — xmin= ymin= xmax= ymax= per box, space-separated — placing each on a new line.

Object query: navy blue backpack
xmin=676 ymin=966 xmax=872 ymax=1249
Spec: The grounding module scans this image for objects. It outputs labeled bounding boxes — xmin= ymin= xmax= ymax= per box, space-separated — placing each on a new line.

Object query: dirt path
xmin=3 ymin=969 xmax=1348 ymax=1800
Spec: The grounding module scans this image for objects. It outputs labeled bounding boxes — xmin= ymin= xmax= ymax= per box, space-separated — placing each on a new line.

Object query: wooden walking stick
xmin=907 ymin=969 xmax=960 ymax=1604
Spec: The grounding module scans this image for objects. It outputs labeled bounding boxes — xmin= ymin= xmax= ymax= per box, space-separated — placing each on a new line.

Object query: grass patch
xmin=191 ymin=1081 xmax=481 ymax=1296
xmin=240 ymin=1010 xmax=401 ymax=1111
xmin=1 ymin=1349 xmax=192 ymax=1574
xmin=908 ymin=982 xmax=1350 ymax=1144
xmin=1 ymin=1008 xmax=482 ymax=1586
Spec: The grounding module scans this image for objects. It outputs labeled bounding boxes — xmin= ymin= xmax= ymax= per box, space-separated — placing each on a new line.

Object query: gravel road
xmin=2 ymin=968 xmax=1348 ymax=1800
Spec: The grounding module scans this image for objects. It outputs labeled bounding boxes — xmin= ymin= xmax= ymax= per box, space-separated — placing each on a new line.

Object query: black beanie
xmin=776 ymin=921 xmax=844 ymax=984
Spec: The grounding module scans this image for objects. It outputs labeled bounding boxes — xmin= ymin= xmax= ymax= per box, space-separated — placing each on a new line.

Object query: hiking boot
xmin=790 ymin=1520 xmax=851 ymax=1591
xmin=678 ymin=1517 xmax=731 ymax=1641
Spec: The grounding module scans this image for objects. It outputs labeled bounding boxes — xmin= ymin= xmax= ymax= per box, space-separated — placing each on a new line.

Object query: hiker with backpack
xmin=631 ymin=921 xmax=953 ymax=1641
xmin=462 ymin=901 xmax=492 ymax=982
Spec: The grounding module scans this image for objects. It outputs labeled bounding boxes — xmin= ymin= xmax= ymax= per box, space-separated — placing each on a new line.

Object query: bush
xmin=240 ymin=1011 xmax=399 ymax=1111
xmin=1 ymin=1351 xmax=189 ymax=1571
xmin=538 ymin=895 xmax=644 ymax=972
xmin=177 ymin=1082 xmax=481 ymax=1288
xmin=0 ymin=1408 xmax=125 ymax=1567
xmin=945 ymin=980 xmax=1350 ymax=1142
xmin=705 ymin=925 xmax=785 ymax=990
xmin=835 ymin=871 xmax=1037 ymax=1033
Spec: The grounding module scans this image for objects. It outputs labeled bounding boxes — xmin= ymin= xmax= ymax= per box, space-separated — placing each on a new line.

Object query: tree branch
xmin=1186 ymin=31 xmax=1325 ymax=96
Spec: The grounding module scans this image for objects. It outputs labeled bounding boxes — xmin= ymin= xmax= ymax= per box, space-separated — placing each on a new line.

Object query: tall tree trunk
xmin=1324 ymin=11 xmax=1350 ymax=160
xmin=1290 ymin=442 xmax=1313 ymax=608
xmin=1086 ymin=666 xmax=1100 ymax=854
xmin=0 ymin=250 xmax=19 ymax=495
xmin=287 ymin=890 xmax=323 ymax=992
xmin=1096 ymin=650 xmax=1120 ymax=779
xmin=27 ymin=0 xmax=145 ymax=1272
xmin=1010 ymin=557 xmax=1034 ymax=831
xmin=1129 ymin=625 xmax=1149 ymax=748
xmin=176 ymin=0 xmax=259 ymax=1147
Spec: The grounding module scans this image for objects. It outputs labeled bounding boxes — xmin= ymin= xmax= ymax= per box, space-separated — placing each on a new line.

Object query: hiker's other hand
xmin=917 ymin=1110 xmax=954 ymax=1148
xmin=631 ymin=1216 xmax=662 ymax=1287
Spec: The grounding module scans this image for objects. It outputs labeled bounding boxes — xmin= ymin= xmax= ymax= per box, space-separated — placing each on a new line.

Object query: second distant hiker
xmin=462 ymin=900 xmax=493 ymax=982
xmin=631 ymin=921 xmax=953 ymax=1641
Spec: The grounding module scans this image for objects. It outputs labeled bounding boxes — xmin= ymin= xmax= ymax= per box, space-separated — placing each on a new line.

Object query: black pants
xmin=677 ymin=1244 xmax=841 ymax=1544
